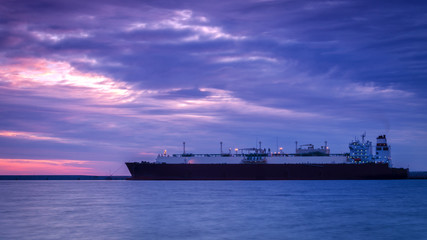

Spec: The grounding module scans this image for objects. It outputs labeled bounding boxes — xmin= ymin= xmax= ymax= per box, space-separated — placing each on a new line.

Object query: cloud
xmin=338 ymin=83 xmax=414 ymax=99
xmin=0 ymin=130 xmax=72 ymax=144
xmin=156 ymin=88 xmax=211 ymax=99
xmin=214 ymin=55 xmax=278 ymax=63
xmin=0 ymin=0 xmax=426 ymax=172
xmin=0 ymin=58 xmax=138 ymax=104
xmin=32 ymin=30 xmax=90 ymax=43
xmin=1 ymin=57 xmax=321 ymax=123
xmin=126 ymin=9 xmax=245 ymax=42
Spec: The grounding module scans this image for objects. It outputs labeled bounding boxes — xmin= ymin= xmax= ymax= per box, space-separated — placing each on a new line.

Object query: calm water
xmin=1 ymin=180 xmax=426 ymax=240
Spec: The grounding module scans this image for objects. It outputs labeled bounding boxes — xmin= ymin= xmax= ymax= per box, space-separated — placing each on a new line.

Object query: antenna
xmin=220 ymin=141 xmax=223 ymax=154
xmin=362 ymin=132 xmax=366 ymax=143
xmin=183 ymin=141 xmax=186 ymax=154
xmin=295 ymin=141 xmax=298 ymax=152
xmin=259 ymin=141 xmax=262 ymax=150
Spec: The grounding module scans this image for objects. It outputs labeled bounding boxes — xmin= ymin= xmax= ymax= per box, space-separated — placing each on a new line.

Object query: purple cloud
xmin=1 ymin=0 xmax=426 ymax=173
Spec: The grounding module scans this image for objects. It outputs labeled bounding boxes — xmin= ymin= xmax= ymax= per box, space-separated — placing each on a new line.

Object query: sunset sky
xmin=1 ymin=0 xmax=426 ymax=175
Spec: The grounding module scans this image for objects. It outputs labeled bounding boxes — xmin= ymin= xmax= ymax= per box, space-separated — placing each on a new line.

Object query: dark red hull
xmin=125 ymin=162 xmax=408 ymax=180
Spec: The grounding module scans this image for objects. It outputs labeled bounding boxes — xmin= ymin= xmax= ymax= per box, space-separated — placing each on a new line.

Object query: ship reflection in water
xmin=126 ymin=134 xmax=408 ymax=180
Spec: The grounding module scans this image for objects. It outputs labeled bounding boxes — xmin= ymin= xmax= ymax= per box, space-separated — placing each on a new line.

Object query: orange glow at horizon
xmin=0 ymin=159 xmax=108 ymax=175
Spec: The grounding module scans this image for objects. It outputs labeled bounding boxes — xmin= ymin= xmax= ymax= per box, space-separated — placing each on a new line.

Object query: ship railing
xmin=168 ymin=153 xmax=349 ymax=157
xmin=172 ymin=153 xmax=246 ymax=157
xmin=285 ymin=153 xmax=348 ymax=157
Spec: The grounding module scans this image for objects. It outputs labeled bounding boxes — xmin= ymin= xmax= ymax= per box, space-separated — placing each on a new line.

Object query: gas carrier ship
xmin=126 ymin=134 xmax=408 ymax=180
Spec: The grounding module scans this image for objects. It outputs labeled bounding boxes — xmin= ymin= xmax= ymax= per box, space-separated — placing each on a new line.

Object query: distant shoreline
xmin=408 ymin=171 xmax=427 ymax=179
xmin=0 ymin=175 xmax=130 ymax=180
xmin=0 ymin=172 xmax=426 ymax=180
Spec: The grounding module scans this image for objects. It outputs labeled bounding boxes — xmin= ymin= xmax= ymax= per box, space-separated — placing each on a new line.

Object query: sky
xmin=1 ymin=0 xmax=426 ymax=175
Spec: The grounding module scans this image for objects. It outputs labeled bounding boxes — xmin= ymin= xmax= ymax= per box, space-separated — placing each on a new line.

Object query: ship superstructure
xmin=375 ymin=135 xmax=391 ymax=163
xmin=348 ymin=134 xmax=391 ymax=164
xmin=295 ymin=141 xmax=330 ymax=156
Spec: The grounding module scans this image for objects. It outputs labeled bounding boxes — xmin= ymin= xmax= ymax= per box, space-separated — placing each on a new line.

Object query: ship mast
xmin=183 ymin=141 xmax=186 ymax=154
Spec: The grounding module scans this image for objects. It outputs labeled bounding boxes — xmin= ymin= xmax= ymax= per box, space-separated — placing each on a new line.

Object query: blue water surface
xmin=1 ymin=180 xmax=426 ymax=240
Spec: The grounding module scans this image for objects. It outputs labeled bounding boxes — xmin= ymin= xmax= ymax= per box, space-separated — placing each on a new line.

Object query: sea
xmin=1 ymin=180 xmax=426 ymax=240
